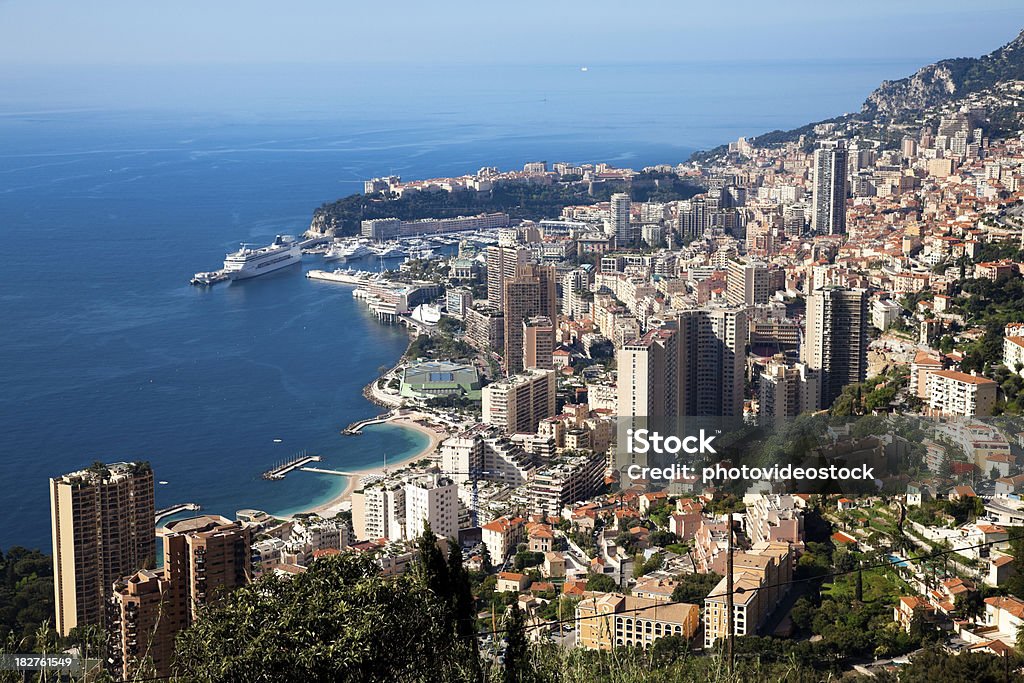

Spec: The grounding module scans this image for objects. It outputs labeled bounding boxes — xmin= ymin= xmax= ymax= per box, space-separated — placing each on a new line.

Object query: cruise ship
xmin=223 ymin=235 xmax=301 ymax=280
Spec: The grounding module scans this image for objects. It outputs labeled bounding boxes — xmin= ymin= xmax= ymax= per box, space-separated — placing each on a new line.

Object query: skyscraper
xmin=522 ymin=315 xmax=555 ymax=370
xmin=615 ymin=305 xmax=748 ymax=419
xmin=679 ymin=306 xmax=749 ymax=417
xmin=50 ymin=461 xmax=155 ymax=636
xmin=617 ymin=327 xmax=679 ymax=419
xmin=726 ymin=261 xmax=775 ymax=307
xmin=758 ymin=358 xmax=820 ymax=423
xmin=485 ymin=244 xmax=529 ymax=309
xmin=610 ymin=193 xmax=631 ymax=246
xmin=811 ymin=141 xmax=849 ymax=235
xmin=561 ymin=267 xmax=593 ymax=319
xmin=678 ymin=197 xmax=707 ymax=240
xmin=503 ymin=263 xmax=557 ymax=374
xmin=482 ymin=368 xmax=557 ymax=433
xmin=804 ymin=286 xmax=868 ymax=409
xmin=109 ymin=515 xmax=251 ymax=679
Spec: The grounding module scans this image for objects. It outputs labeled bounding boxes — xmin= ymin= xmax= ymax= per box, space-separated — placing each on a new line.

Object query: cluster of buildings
xmin=315 ymin=94 xmax=1024 ymax=659
xmin=48 ymin=461 xmax=349 ymax=679
xmin=47 ymin=87 xmax=1024 ymax=674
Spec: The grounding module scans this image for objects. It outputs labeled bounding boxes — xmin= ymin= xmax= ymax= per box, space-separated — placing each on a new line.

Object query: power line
xmin=471 ymin=528 xmax=1024 ymax=640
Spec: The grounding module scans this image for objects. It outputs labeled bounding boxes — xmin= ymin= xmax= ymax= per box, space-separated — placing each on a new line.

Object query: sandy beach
xmin=292 ymin=414 xmax=446 ymax=519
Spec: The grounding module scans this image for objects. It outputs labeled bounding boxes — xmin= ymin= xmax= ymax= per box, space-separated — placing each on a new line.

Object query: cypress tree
xmin=502 ymin=602 xmax=531 ymax=683
xmin=447 ymin=542 xmax=482 ymax=679
xmin=415 ymin=523 xmax=451 ymax=600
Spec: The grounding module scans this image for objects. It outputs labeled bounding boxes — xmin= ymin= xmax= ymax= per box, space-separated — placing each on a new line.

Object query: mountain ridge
xmin=863 ymin=28 xmax=1024 ymax=118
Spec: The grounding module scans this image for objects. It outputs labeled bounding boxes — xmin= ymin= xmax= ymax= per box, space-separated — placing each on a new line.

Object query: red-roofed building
xmin=638 ymin=491 xmax=669 ymax=515
xmin=894 ymin=596 xmax=935 ymax=632
xmin=949 ymin=485 xmax=977 ymax=500
xmin=831 ymin=531 xmax=857 ymax=547
xmin=987 ymin=554 xmax=1017 ymax=588
xmin=984 ymin=596 xmax=1024 ymax=641
xmin=497 ymin=572 xmax=529 ymax=593
xmin=1004 ymin=335 xmax=1024 ymax=374
xmin=927 ymin=370 xmax=998 ymax=417
xmin=482 ymin=516 xmax=526 ymax=564
xmin=527 ymin=524 xmax=554 ymax=553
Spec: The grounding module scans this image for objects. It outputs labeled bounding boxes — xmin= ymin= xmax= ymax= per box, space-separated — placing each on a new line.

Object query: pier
xmin=342 ymin=412 xmax=394 ymax=435
xmin=155 ymin=503 xmax=201 ymax=524
xmin=299 ymin=466 xmax=360 ymax=476
xmin=261 ymin=452 xmax=322 ymax=480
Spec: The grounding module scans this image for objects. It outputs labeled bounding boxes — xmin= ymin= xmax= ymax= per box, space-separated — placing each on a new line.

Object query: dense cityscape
xmin=13 ymin=20 xmax=1024 ymax=683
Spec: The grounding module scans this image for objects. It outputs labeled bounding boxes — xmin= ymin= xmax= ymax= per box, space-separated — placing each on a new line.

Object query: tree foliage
xmin=0 ymin=547 xmax=54 ymax=644
xmin=585 ymin=573 xmax=618 ymax=593
xmin=174 ymin=549 xmax=479 ymax=682
xmin=669 ymin=572 xmax=722 ymax=605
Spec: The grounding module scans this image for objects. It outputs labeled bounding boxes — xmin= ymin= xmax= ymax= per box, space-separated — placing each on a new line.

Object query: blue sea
xmin=0 ymin=59 xmax=931 ymax=550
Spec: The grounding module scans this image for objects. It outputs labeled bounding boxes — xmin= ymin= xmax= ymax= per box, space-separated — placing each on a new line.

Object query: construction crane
xmin=441 ymin=469 xmax=506 ymax=526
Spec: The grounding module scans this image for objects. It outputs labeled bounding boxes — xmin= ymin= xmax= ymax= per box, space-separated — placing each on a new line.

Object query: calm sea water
xmin=0 ymin=59 xmax=928 ymax=550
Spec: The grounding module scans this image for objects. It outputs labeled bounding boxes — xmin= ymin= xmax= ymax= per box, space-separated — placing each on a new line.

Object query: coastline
xmin=288 ymin=415 xmax=446 ymax=519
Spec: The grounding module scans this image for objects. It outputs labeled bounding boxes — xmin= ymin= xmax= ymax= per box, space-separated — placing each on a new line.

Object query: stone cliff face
xmin=305 ymin=209 xmax=339 ymax=238
xmin=862 ymin=29 xmax=1024 ymax=119
xmin=863 ymin=64 xmax=959 ymax=118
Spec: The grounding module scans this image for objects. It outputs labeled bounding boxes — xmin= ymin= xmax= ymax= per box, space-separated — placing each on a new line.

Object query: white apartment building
xmin=1004 ymin=335 xmax=1024 ymax=374
xmin=404 ymin=474 xmax=458 ymax=541
xmin=872 ymin=298 xmax=902 ymax=330
xmin=439 ymin=425 xmax=536 ymax=486
xmin=352 ymin=482 xmax=405 ymax=541
xmin=726 ymin=261 xmax=775 ymax=307
xmin=926 ymin=370 xmax=998 ymax=417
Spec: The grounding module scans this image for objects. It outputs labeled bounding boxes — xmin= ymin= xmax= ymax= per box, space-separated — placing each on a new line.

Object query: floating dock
xmin=261 ymin=452 xmax=322 ymax=480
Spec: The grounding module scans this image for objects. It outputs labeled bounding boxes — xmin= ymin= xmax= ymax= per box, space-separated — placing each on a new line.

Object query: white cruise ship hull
xmin=223 ymin=238 xmax=302 ymax=281
xmin=227 ymin=251 xmax=301 ymax=279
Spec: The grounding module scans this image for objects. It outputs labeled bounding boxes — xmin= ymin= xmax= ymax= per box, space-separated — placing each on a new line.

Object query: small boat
xmin=273 ymin=438 xmax=283 ymax=443
xmin=159 ymin=481 xmax=169 ymax=485
xmin=190 ymin=271 xmax=228 ymax=286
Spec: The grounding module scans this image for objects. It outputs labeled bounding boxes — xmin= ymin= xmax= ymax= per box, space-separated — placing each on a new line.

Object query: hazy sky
xmin=1 ymin=0 xmax=1023 ymax=66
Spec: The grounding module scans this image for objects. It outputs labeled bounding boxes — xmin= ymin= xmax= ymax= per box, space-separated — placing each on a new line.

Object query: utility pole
xmin=726 ymin=514 xmax=734 ymax=677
